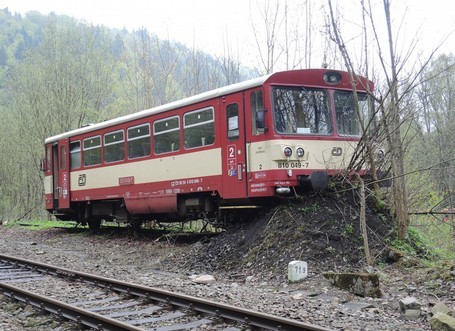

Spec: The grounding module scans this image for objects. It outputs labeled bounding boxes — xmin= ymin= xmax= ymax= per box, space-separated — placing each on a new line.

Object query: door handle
xmin=237 ymin=164 xmax=243 ymax=181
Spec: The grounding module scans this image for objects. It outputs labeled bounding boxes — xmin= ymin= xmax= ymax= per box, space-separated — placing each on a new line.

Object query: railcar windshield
xmin=334 ymin=91 xmax=368 ymax=136
xmin=273 ymin=87 xmax=332 ymax=135
xmin=272 ymin=87 xmax=368 ymax=136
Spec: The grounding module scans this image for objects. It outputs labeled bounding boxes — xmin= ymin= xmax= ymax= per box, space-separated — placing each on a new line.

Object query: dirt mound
xmin=181 ymin=190 xmax=393 ymax=281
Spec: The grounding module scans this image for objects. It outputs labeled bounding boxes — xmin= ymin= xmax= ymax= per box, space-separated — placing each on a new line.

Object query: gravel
xmin=0 ymin=225 xmax=453 ymax=331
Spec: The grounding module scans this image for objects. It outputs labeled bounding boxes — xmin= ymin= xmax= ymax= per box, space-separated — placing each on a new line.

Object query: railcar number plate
xmin=277 ymin=162 xmax=309 ymax=169
xmin=119 ymin=176 xmax=135 ymax=186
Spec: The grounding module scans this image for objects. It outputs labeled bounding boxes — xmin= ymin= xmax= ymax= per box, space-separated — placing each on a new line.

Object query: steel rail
xmin=0 ymin=253 xmax=332 ymax=331
xmin=0 ymin=282 xmax=144 ymax=331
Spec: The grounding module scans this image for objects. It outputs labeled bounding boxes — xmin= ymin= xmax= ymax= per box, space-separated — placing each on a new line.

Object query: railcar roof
xmin=45 ymin=73 xmax=272 ymax=144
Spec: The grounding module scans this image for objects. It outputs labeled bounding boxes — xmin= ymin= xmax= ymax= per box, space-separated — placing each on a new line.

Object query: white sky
xmin=1 ymin=0 xmax=454 ymax=71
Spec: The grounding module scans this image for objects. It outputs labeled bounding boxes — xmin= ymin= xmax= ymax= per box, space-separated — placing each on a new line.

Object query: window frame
xmin=153 ymin=115 xmax=181 ymax=155
xmin=183 ymin=107 xmax=215 ymax=149
xmin=127 ymin=123 xmax=151 ymax=160
xmin=104 ymin=129 xmax=125 ymax=163
xmin=83 ymin=135 xmax=102 ymax=167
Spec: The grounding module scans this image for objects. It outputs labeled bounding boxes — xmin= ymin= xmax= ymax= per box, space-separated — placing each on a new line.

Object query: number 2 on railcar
xmin=42 ymin=69 xmax=373 ymax=229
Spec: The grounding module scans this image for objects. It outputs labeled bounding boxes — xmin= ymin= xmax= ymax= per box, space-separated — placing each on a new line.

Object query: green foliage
xmin=3 ymin=219 xmax=75 ymax=230
xmin=389 ymin=226 xmax=446 ymax=263
xmin=297 ymin=203 xmax=320 ymax=214
xmin=341 ymin=223 xmax=354 ymax=236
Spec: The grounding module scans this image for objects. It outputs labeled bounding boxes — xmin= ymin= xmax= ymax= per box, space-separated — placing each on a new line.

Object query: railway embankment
xmin=0 ymin=191 xmax=454 ymax=330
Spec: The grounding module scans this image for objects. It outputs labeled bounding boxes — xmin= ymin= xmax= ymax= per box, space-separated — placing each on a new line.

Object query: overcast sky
xmin=1 ymin=0 xmax=454 ymax=71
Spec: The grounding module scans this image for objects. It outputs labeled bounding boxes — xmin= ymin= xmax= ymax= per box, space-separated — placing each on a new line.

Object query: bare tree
xmin=326 ymin=0 xmax=425 ymax=239
xmin=121 ymin=29 xmax=183 ymax=112
xmin=250 ymin=0 xmax=314 ymax=73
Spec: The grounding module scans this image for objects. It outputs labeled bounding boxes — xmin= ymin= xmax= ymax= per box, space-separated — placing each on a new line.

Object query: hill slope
xmin=178 ymin=190 xmax=393 ymax=281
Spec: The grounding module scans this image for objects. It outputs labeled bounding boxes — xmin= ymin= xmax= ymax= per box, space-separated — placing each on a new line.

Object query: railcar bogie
xmin=42 ymin=69 xmax=373 ymax=229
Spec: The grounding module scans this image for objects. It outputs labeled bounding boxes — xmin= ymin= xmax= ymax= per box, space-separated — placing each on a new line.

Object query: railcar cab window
xmin=334 ymin=91 xmax=368 ymax=136
xmin=184 ymin=107 xmax=215 ymax=149
xmin=154 ymin=116 xmax=180 ymax=154
xmin=70 ymin=141 xmax=81 ymax=170
xmin=273 ymin=87 xmax=332 ymax=135
xmin=83 ymin=136 xmax=101 ymax=166
xmin=104 ymin=130 xmax=125 ymax=163
xmin=127 ymin=124 xmax=150 ymax=159
xmin=251 ymin=90 xmax=264 ymax=135
xmin=227 ymin=103 xmax=239 ymax=140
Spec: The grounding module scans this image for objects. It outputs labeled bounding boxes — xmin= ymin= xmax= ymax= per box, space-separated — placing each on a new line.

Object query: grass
xmin=2 ymin=218 xmax=221 ymax=233
xmin=2 ymin=219 xmax=76 ymax=230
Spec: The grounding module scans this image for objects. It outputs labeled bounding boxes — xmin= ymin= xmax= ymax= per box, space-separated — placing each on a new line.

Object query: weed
xmin=341 ymin=224 xmax=354 ymax=237
xmin=297 ymin=203 xmax=320 ymax=214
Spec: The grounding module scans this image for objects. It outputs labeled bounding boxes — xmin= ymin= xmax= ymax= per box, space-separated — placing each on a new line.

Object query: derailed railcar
xmin=42 ymin=69 xmax=373 ymax=229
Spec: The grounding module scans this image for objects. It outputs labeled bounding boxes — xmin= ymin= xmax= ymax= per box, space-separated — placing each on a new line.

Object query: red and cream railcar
xmin=42 ymin=69 xmax=373 ymax=228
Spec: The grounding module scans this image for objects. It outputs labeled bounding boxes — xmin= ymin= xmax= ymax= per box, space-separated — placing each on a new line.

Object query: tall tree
xmin=5 ymin=18 xmax=116 ymax=219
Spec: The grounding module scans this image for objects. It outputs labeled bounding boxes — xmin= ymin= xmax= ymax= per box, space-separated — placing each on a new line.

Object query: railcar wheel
xmin=130 ymin=219 xmax=143 ymax=232
xmin=88 ymin=218 xmax=102 ymax=231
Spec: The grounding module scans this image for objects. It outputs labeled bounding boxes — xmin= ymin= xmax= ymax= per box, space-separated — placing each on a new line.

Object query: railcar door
xmin=55 ymin=139 xmax=71 ymax=209
xmin=221 ymin=93 xmax=248 ymax=199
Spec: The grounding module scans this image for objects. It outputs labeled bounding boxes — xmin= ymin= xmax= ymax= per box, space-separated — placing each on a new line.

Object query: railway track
xmin=0 ymin=253 xmax=332 ymax=331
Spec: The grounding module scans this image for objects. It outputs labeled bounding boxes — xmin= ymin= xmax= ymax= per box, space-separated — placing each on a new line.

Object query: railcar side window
xmin=184 ymin=108 xmax=215 ymax=149
xmin=70 ymin=141 xmax=81 ymax=170
xmin=127 ymin=124 xmax=150 ymax=159
xmin=83 ymin=136 xmax=101 ymax=166
xmin=59 ymin=145 xmax=67 ymax=170
xmin=154 ymin=116 xmax=180 ymax=154
xmin=334 ymin=91 xmax=368 ymax=136
xmin=250 ymin=91 xmax=264 ymax=135
xmin=104 ymin=130 xmax=124 ymax=163
xmin=273 ymin=88 xmax=332 ymax=135
xmin=227 ymin=103 xmax=239 ymax=140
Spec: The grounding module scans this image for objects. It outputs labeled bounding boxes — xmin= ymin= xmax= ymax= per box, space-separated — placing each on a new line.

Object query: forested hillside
xmin=0 ymin=8 xmax=252 ymax=220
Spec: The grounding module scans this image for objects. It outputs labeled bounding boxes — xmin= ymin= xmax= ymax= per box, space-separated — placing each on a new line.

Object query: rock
xmin=432 ymin=302 xmax=451 ymax=315
xmin=342 ymin=302 xmax=376 ymax=310
xmin=430 ymin=312 xmax=455 ymax=331
xmin=245 ymin=275 xmax=255 ymax=284
xmin=399 ymin=297 xmax=422 ymax=321
xmin=399 ymin=297 xmax=421 ymax=311
xmin=402 ymin=309 xmax=421 ymax=320
xmin=323 ymin=272 xmax=382 ymax=298
xmin=191 ymin=275 xmax=216 ymax=284
xmin=365 ymin=266 xmax=375 ymax=274
xmin=385 ymin=246 xmax=404 ymax=263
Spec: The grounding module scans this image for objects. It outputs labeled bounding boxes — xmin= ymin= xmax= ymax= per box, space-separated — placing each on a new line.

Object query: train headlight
xmin=283 ymin=146 xmax=292 ymax=158
xmin=296 ymin=147 xmax=305 ymax=158
xmin=323 ymin=71 xmax=342 ymax=84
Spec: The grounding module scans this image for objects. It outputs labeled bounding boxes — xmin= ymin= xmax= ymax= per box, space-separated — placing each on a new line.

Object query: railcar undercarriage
xmin=56 ymin=193 xmax=268 ymax=231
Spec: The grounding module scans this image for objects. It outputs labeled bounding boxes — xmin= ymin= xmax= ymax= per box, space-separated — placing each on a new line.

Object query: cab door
xmin=221 ymin=94 xmax=248 ymax=199
xmin=56 ymin=139 xmax=71 ymax=209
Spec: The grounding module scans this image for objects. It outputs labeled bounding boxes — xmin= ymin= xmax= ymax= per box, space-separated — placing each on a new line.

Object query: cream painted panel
xmin=248 ymin=139 xmax=358 ymax=172
xmin=70 ymin=148 xmax=222 ymax=191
